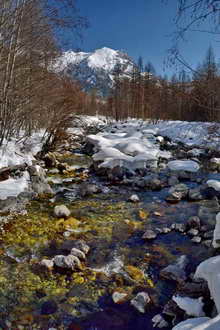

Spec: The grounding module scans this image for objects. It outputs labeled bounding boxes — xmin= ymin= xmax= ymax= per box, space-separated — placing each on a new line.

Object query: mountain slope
xmin=54 ymin=47 xmax=136 ymax=96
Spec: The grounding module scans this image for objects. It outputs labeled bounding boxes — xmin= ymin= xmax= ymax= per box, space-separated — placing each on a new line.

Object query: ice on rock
xmin=172 ymin=295 xmax=205 ymax=317
xmin=168 ymin=160 xmax=200 ymax=173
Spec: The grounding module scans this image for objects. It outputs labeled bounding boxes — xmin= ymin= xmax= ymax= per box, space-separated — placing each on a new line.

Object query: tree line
xmin=87 ymin=46 xmax=220 ymax=123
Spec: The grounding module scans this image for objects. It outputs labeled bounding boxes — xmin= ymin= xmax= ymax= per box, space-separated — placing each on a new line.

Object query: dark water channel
xmin=0 ymin=153 xmax=218 ymax=330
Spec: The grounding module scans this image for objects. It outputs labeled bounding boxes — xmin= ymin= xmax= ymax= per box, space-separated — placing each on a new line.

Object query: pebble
xmin=128 ymin=194 xmax=140 ymax=202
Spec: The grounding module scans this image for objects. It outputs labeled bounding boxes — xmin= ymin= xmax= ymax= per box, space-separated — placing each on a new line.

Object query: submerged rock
xmin=79 ymin=183 xmax=100 ymax=197
xmin=166 ymin=184 xmax=188 ymax=202
xmin=54 ymin=205 xmax=71 ymax=218
xmin=130 ymin=292 xmax=151 ymax=313
xmin=160 ymin=255 xmax=189 ymax=283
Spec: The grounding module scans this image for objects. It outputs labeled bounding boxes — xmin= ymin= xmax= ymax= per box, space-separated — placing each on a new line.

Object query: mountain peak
xmin=54 ymin=47 xmax=136 ymax=96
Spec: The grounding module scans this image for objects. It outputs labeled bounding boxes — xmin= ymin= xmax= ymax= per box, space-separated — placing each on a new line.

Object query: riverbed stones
xmin=130 ymin=292 xmax=151 ymax=313
xmin=168 ymin=176 xmax=179 ymax=186
xmin=188 ymin=188 xmax=203 ymax=201
xmin=160 ymin=255 xmax=189 ymax=283
xmin=79 ymin=183 xmax=100 ymax=197
xmin=166 ymin=184 xmax=189 ymax=202
xmin=54 ymin=205 xmax=71 ymax=218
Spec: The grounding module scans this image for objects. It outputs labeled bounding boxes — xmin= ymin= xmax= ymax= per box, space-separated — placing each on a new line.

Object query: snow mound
xmin=88 ymin=122 xmax=171 ymax=172
xmin=168 ymin=160 xmax=200 ymax=173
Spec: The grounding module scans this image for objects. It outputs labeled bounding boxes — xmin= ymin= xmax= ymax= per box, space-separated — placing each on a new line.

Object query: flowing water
xmin=0 ymin=153 xmax=217 ymax=330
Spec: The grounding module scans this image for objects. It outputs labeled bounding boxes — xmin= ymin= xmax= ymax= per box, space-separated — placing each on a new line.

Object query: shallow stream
xmin=0 ymin=153 xmax=218 ymax=330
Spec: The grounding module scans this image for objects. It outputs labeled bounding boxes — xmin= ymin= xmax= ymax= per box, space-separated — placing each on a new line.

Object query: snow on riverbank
xmin=0 ymin=131 xmax=45 ymax=200
xmin=0 ymin=131 xmax=44 ymax=168
xmin=127 ymin=119 xmax=220 ymax=149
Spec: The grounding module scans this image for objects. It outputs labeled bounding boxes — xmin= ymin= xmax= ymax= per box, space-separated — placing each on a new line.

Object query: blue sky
xmin=74 ymin=0 xmax=220 ymax=77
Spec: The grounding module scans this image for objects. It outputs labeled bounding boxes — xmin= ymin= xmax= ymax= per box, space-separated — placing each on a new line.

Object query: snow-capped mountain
xmin=54 ymin=47 xmax=136 ymax=96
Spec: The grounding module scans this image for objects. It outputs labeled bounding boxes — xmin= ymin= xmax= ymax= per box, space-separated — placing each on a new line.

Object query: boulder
xmin=53 ymin=255 xmax=81 ymax=270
